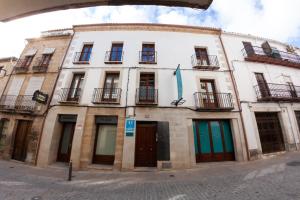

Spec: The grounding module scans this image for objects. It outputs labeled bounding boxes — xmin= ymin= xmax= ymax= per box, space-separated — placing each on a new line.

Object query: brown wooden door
xmin=255 ymin=73 xmax=270 ymax=98
xmin=200 ymin=80 xmax=218 ymax=108
xmin=135 ymin=122 xmax=157 ymax=167
xmin=12 ymin=120 xmax=32 ymax=162
xmin=243 ymin=41 xmax=254 ymax=56
xmin=139 ymin=73 xmax=155 ymax=102
xmin=68 ymin=73 xmax=84 ymax=101
xmin=57 ymin=122 xmax=75 ymax=162
xmin=102 ymin=73 xmax=119 ymax=102
xmin=255 ymin=112 xmax=285 ymax=154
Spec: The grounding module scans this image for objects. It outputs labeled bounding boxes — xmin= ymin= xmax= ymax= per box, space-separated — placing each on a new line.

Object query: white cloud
xmin=0 ymin=0 xmax=300 ymax=58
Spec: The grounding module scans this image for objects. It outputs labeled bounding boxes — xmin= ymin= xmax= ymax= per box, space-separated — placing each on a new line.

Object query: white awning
xmin=24 ymin=48 xmax=37 ymax=56
xmin=42 ymin=47 xmax=55 ymax=54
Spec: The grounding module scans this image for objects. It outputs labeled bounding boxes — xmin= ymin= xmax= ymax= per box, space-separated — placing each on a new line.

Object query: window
xmin=255 ymin=73 xmax=270 ymax=98
xmin=139 ymin=73 xmax=155 ymax=102
xmin=243 ymin=41 xmax=254 ymax=56
xmin=200 ymin=80 xmax=218 ymax=108
xmin=109 ymin=43 xmax=123 ymax=62
xmin=195 ymin=48 xmax=210 ymax=66
xmin=102 ymin=73 xmax=119 ymax=102
xmin=141 ymin=43 xmax=156 ymax=63
xmin=79 ymin=44 xmax=93 ymax=62
xmin=23 ymin=56 xmax=34 ymax=67
xmin=40 ymin=54 xmax=52 ymax=66
xmin=93 ymin=117 xmax=118 ymax=165
xmin=67 ymin=73 xmax=85 ymax=101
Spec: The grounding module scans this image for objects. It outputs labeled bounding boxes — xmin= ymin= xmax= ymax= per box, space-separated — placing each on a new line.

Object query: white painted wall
xmin=53 ymin=30 xmax=234 ymax=109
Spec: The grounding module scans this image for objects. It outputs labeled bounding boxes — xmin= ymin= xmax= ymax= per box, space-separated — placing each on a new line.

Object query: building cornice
xmin=0 ymin=57 xmax=18 ymax=63
xmin=73 ymin=23 xmax=222 ymax=35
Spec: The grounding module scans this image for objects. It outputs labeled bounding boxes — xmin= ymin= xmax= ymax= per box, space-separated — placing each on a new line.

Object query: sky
xmin=0 ymin=0 xmax=300 ymax=58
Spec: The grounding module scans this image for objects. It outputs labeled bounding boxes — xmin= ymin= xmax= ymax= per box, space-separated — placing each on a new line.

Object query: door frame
xmin=134 ymin=121 xmax=157 ymax=167
xmin=194 ymin=119 xmax=235 ymax=163
xmin=200 ymin=79 xmax=218 ymax=109
xmin=57 ymin=122 xmax=76 ymax=163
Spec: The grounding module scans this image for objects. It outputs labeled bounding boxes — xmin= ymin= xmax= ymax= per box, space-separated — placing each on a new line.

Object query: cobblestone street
xmin=0 ymin=152 xmax=300 ymax=200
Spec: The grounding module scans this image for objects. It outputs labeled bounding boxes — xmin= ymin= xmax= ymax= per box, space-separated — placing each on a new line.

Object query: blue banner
xmin=175 ymin=65 xmax=183 ymax=100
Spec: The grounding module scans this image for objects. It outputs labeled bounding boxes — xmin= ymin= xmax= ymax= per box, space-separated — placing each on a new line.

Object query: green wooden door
xmin=193 ymin=120 xmax=235 ymax=162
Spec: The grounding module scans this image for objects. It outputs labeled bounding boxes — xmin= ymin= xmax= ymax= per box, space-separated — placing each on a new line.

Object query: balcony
xmin=194 ymin=92 xmax=234 ymax=111
xmin=191 ymin=55 xmax=220 ymax=70
xmin=104 ymin=51 xmax=123 ymax=64
xmin=14 ymin=59 xmax=29 ymax=73
xmin=0 ymin=95 xmax=35 ymax=113
xmin=32 ymin=57 xmax=49 ymax=72
xmin=242 ymin=46 xmax=300 ymax=69
xmin=58 ymin=88 xmax=81 ymax=103
xmin=139 ymin=51 xmax=157 ymax=64
xmin=254 ymin=83 xmax=300 ymax=102
xmin=73 ymin=52 xmax=91 ymax=64
xmin=136 ymin=88 xmax=158 ymax=105
xmin=92 ymin=88 xmax=122 ymax=104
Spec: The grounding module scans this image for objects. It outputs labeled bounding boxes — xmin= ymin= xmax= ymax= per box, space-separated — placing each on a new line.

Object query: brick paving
xmin=0 ymin=152 xmax=300 ymax=200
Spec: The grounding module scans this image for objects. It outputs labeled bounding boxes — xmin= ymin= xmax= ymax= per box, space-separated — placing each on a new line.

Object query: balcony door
xmin=255 ymin=73 xmax=270 ymax=98
xmin=57 ymin=122 xmax=76 ymax=163
xmin=79 ymin=44 xmax=93 ymax=62
xmin=195 ymin=48 xmax=210 ymax=66
xmin=68 ymin=73 xmax=84 ymax=101
xmin=102 ymin=73 xmax=119 ymax=102
xmin=141 ymin=44 xmax=155 ymax=63
xmin=110 ymin=43 xmax=123 ymax=62
xmin=200 ymin=80 xmax=218 ymax=109
xmin=40 ymin=54 xmax=52 ymax=67
xmin=139 ymin=73 xmax=155 ymax=102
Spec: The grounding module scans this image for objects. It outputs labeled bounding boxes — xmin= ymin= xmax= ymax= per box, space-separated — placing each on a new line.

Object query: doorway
xmin=255 ymin=112 xmax=285 ymax=154
xmin=135 ymin=122 xmax=157 ymax=167
xmin=57 ymin=122 xmax=76 ymax=162
xmin=200 ymin=80 xmax=218 ymax=109
xmin=193 ymin=120 xmax=235 ymax=162
xmin=12 ymin=120 xmax=32 ymax=162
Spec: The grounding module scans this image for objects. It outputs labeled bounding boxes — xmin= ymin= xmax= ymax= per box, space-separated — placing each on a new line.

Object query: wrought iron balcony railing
xmin=104 ymin=51 xmax=123 ymax=64
xmin=58 ymin=88 xmax=81 ymax=103
xmin=194 ymin=92 xmax=234 ymax=110
xmin=136 ymin=88 xmax=158 ymax=105
xmin=32 ymin=57 xmax=49 ymax=72
xmin=191 ymin=55 xmax=220 ymax=70
xmin=139 ymin=51 xmax=157 ymax=64
xmin=73 ymin=52 xmax=92 ymax=64
xmin=92 ymin=88 xmax=122 ymax=104
xmin=242 ymin=46 xmax=300 ymax=68
xmin=254 ymin=83 xmax=300 ymax=101
xmin=0 ymin=95 xmax=35 ymax=112
xmin=14 ymin=59 xmax=29 ymax=73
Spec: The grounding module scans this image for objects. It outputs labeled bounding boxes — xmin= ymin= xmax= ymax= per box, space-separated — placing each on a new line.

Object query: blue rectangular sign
xmin=125 ymin=118 xmax=136 ymax=137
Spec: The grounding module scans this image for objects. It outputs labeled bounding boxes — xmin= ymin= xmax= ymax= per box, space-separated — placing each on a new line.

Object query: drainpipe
xmin=34 ymin=32 xmax=74 ymax=165
xmin=218 ymin=34 xmax=250 ymax=161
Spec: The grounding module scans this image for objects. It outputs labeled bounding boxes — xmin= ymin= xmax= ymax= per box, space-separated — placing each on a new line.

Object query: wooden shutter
xmin=25 ymin=77 xmax=45 ymax=95
xmin=157 ymin=121 xmax=170 ymax=161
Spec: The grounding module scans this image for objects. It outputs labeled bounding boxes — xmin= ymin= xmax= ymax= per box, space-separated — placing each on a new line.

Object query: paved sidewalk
xmin=0 ymin=152 xmax=300 ymax=200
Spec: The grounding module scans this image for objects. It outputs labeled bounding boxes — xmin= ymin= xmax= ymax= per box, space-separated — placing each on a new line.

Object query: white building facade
xmin=221 ymin=32 xmax=300 ymax=159
xmin=37 ymin=24 xmax=248 ymax=170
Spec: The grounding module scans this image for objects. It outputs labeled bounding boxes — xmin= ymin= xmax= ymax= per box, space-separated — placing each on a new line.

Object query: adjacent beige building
xmin=0 ymin=29 xmax=72 ymax=164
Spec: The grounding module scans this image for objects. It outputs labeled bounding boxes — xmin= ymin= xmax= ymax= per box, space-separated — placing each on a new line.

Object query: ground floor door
xmin=193 ymin=120 xmax=235 ymax=162
xmin=255 ymin=112 xmax=285 ymax=154
xmin=12 ymin=120 xmax=32 ymax=162
xmin=296 ymin=111 xmax=300 ymax=130
xmin=135 ymin=122 xmax=157 ymax=167
xmin=57 ymin=122 xmax=75 ymax=163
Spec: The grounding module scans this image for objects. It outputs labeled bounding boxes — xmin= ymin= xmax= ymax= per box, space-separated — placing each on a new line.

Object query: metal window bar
xmin=136 ymin=88 xmax=158 ymax=104
xmin=139 ymin=51 xmax=157 ymax=64
xmin=191 ymin=54 xmax=219 ymax=68
xmin=194 ymin=92 xmax=234 ymax=110
xmin=58 ymin=88 xmax=82 ymax=102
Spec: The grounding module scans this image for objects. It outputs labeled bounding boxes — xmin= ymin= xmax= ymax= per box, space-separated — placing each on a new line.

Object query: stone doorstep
xmin=87 ymin=164 xmax=114 ymax=171
xmin=261 ymin=151 xmax=287 ymax=160
xmin=133 ymin=167 xmax=158 ymax=172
